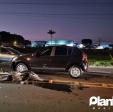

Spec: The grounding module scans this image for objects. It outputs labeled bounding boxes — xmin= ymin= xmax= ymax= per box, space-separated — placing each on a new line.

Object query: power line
xmin=0 ymin=12 xmax=113 ymax=16
xmin=0 ymin=2 xmax=113 ymax=5
xmin=0 ymin=12 xmax=113 ymax=19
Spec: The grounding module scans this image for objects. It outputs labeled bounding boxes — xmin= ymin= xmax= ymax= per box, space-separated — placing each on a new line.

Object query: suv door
xmin=30 ymin=47 xmax=53 ymax=70
xmin=47 ymin=46 xmax=73 ymax=70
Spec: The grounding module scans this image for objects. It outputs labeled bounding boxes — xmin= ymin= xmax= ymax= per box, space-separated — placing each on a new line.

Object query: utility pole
xmin=99 ymin=38 xmax=101 ymax=46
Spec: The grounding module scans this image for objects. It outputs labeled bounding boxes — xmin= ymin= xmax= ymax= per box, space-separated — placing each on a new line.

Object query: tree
xmin=0 ymin=31 xmax=25 ymax=46
xmin=24 ymin=40 xmax=31 ymax=45
xmin=81 ymin=39 xmax=92 ymax=46
xmin=47 ymin=29 xmax=56 ymax=45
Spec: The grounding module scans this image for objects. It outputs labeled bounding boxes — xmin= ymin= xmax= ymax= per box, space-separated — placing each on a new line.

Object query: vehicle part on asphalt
xmin=0 ymin=71 xmax=45 ymax=82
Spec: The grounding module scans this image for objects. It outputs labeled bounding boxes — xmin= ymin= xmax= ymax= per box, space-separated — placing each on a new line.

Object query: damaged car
xmin=0 ymin=47 xmax=23 ymax=71
xmin=11 ymin=46 xmax=88 ymax=78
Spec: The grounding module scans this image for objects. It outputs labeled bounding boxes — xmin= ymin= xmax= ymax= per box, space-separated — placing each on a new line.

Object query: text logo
xmin=89 ymin=96 xmax=113 ymax=106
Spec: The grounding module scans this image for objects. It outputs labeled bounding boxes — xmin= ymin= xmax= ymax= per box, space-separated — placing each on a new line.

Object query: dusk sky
xmin=0 ymin=0 xmax=113 ymax=43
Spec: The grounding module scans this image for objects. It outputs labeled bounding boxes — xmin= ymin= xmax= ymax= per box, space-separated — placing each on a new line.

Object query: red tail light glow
xmin=82 ymin=52 xmax=87 ymax=62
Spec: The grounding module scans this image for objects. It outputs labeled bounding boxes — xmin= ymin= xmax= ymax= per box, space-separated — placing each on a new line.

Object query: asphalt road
xmin=88 ymin=66 xmax=113 ymax=74
xmin=0 ymin=67 xmax=113 ymax=112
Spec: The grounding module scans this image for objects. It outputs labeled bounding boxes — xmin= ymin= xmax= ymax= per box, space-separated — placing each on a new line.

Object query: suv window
xmin=68 ymin=47 xmax=73 ymax=55
xmin=55 ymin=47 xmax=73 ymax=56
xmin=36 ymin=47 xmax=52 ymax=56
xmin=41 ymin=48 xmax=52 ymax=56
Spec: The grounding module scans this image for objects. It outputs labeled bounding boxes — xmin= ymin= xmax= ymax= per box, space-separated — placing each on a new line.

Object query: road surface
xmin=0 ymin=69 xmax=113 ymax=112
xmin=88 ymin=66 xmax=113 ymax=74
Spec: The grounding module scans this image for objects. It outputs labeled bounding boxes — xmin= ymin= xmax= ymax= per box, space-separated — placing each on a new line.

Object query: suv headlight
xmin=26 ymin=57 xmax=31 ymax=61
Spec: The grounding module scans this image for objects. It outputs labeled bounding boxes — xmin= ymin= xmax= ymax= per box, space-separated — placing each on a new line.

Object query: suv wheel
xmin=15 ymin=63 xmax=28 ymax=72
xmin=69 ymin=66 xmax=82 ymax=78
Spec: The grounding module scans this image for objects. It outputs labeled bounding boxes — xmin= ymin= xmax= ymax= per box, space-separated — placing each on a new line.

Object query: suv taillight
xmin=82 ymin=52 xmax=87 ymax=62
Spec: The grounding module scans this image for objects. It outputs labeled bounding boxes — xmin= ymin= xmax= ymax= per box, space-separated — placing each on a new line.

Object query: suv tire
xmin=69 ymin=65 xmax=82 ymax=78
xmin=15 ymin=63 xmax=28 ymax=72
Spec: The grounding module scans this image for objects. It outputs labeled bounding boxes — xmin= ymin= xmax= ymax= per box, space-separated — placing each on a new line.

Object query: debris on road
xmin=0 ymin=70 xmax=73 ymax=92
xmin=0 ymin=70 xmax=46 ymax=83
xmin=1 ymin=69 xmax=113 ymax=93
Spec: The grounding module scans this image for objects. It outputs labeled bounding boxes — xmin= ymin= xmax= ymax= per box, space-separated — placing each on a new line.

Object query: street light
xmin=13 ymin=41 xmax=17 ymax=46
xmin=47 ymin=29 xmax=56 ymax=46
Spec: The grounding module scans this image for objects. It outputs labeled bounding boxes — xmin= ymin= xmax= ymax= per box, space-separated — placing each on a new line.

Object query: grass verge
xmin=88 ymin=54 xmax=113 ymax=66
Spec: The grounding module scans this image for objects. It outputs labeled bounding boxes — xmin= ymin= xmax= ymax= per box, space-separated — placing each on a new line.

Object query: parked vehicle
xmin=11 ymin=46 xmax=88 ymax=78
xmin=0 ymin=47 xmax=22 ymax=71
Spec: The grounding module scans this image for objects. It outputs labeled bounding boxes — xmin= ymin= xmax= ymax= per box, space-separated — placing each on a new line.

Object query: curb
xmin=89 ymin=66 xmax=113 ymax=68
xmin=86 ymin=72 xmax=113 ymax=78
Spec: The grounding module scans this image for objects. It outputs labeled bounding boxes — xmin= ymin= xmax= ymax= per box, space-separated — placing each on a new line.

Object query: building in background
xmin=31 ymin=41 xmax=46 ymax=47
xmin=45 ymin=40 xmax=75 ymax=46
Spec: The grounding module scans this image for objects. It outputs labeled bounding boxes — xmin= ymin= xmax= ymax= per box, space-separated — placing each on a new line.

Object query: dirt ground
xmin=0 ymin=82 xmax=113 ymax=112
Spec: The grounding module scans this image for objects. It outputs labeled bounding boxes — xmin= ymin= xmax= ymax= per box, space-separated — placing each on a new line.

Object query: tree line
xmin=0 ymin=31 xmax=93 ymax=47
xmin=0 ymin=31 xmax=31 ymax=47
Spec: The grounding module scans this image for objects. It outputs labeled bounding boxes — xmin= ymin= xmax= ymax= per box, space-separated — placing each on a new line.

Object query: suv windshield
xmin=7 ymin=48 xmax=22 ymax=55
